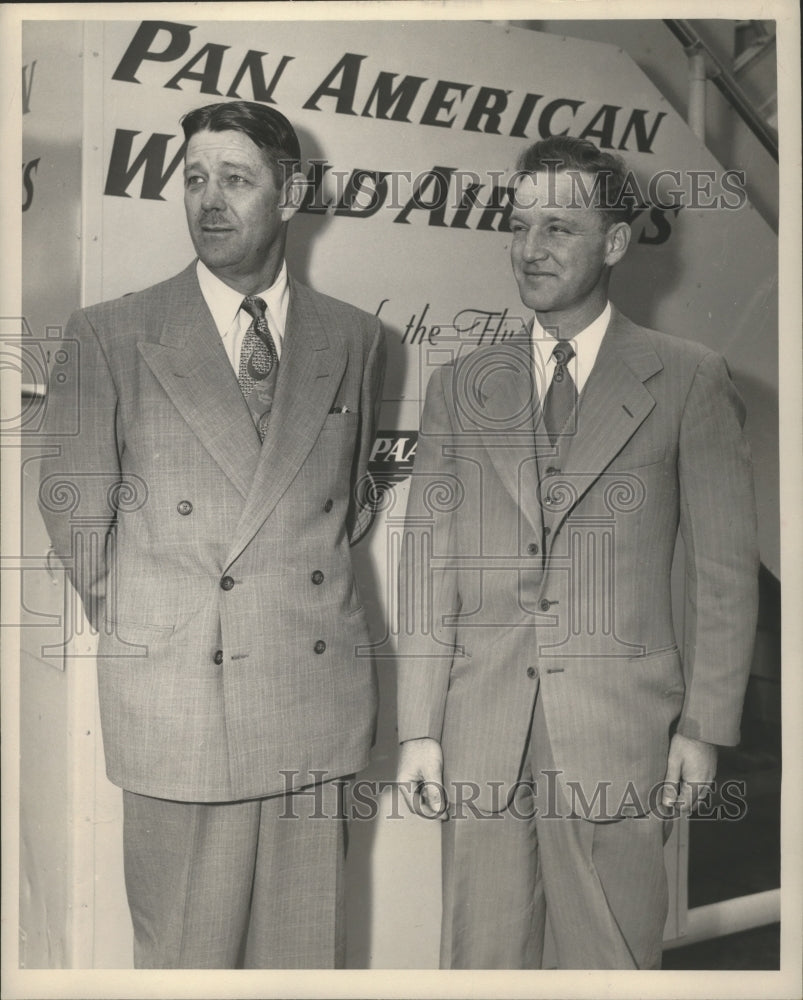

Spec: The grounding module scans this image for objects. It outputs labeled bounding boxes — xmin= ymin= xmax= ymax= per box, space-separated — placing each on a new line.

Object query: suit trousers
xmin=122 ymin=781 xmax=347 ymax=969
xmin=440 ymin=686 xmax=672 ymax=969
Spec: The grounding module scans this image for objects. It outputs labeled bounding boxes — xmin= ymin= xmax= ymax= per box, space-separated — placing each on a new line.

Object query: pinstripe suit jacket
xmin=397 ymin=308 xmax=758 ymax=818
xmin=39 ymin=262 xmax=385 ymax=802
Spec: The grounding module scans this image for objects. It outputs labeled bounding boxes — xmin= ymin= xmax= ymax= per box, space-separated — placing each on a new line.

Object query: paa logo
xmin=350 ymin=431 xmax=418 ymax=541
xmin=368 ymin=430 xmax=418 ymax=506
xmin=369 ymin=431 xmax=417 ymax=484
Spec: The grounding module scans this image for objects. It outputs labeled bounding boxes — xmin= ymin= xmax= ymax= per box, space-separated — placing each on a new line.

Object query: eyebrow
xmin=509 ymin=210 xmax=580 ymax=225
xmin=183 ymin=159 xmax=257 ymax=175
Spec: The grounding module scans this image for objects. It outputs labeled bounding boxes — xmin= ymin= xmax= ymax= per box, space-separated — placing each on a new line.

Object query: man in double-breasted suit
xmin=39 ymin=101 xmax=385 ymax=968
xmin=396 ymin=137 xmax=758 ymax=969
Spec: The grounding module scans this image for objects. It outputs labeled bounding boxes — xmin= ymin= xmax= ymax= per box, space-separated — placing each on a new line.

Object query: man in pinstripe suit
xmin=396 ymin=137 xmax=758 ymax=969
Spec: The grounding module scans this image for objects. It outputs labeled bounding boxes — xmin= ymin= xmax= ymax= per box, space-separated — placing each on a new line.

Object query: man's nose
xmin=521 ymin=232 xmax=548 ymax=262
xmin=200 ymin=178 xmax=225 ymax=212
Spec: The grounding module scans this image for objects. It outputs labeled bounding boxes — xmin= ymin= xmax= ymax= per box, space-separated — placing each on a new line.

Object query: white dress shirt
xmin=531 ymin=302 xmax=611 ymax=401
xmin=196 ymin=259 xmax=290 ymax=374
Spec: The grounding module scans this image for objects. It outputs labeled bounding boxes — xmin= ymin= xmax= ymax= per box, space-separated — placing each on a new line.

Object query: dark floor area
xmin=666 ymin=566 xmax=781 ymax=972
xmin=663 ymin=652 xmax=781 ymax=971
xmin=687 ymin=739 xmax=781 ymax=908
xmin=663 ymin=922 xmax=780 ymax=970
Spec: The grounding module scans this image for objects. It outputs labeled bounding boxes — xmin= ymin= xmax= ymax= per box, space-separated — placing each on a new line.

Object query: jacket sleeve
xmin=348 ymin=317 xmax=386 ymax=545
xmin=37 ymin=308 xmax=121 ymax=631
xmin=396 ymin=364 xmax=462 ymax=743
xmin=676 ymin=351 xmax=759 ymax=745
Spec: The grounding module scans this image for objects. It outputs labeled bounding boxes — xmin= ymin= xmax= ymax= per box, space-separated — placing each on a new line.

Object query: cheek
xmin=571 ymin=254 xmax=600 ymax=283
xmin=241 ymin=200 xmax=270 ymax=233
xmin=560 ymin=250 xmax=585 ymax=273
xmin=185 ymin=190 xmax=209 ymax=220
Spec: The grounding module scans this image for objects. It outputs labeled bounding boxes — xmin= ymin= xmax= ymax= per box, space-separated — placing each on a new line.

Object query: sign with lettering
xmin=23 ymin=12 xmax=780 ymax=664
xmin=88 ymin=21 xmax=776 ymax=577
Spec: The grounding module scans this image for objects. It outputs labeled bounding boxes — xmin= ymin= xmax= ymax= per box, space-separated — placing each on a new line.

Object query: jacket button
xmin=323 ymin=499 xmax=334 ymax=512
xmin=314 ymin=640 xmax=326 ymax=654
xmin=220 ymin=576 xmax=235 ymax=591
xmin=213 ymin=649 xmax=223 ymax=665
xmin=527 ymin=542 xmax=539 ymax=555
xmin=527 ymin=666 xmax=536 ymax=679
xmin=539 ymin=598 xmax=551 ymax=612
xmin=177 ymin=500 xmax=193 ymax=515
xmin=311 ymin=570 xmax=324 ymax=585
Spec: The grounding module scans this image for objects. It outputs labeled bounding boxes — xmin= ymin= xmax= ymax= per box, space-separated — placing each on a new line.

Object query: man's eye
xmin=228 ymin=175 xmax=248 ymax=184
xmin=510 ymin=224 xmax=526 ymax=234
xmin=185 ymin=176 xmax=204 ymax=188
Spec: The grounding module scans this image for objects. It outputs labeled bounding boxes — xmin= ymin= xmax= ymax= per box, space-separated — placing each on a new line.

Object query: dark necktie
xmin=542 ymin=340 xmax=577 ymax=446
xmin=238 ymin=295 xmax=279 ymax=442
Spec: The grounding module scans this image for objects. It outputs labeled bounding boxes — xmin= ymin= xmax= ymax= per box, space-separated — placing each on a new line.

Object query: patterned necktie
xmin=542 ymin=340 xmax=577 ymax=446
xmin=238 ymin=295 xmax=279 ymax=442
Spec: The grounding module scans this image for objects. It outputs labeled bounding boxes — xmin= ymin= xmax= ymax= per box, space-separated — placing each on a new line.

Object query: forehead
xmin=185 ymin=128 xmax=267 ymax=167
xmin=511 ymin=170 xmax=602 ymax=220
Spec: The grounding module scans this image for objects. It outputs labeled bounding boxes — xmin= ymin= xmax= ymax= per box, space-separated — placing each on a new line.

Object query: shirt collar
xmin=531 ymin=301 xmax=611 ymax=395
xmin=196 ymin=259 xmax=289 ymax=339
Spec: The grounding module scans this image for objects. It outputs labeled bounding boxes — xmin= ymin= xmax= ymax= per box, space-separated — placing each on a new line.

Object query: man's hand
xmin=397 ymin=738 xmax=448 ymax=820
xmin=662 ymin=733 xmax=718 ymax=815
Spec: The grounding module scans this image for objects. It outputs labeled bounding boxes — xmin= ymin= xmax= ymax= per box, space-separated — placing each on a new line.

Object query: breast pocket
xmin=607 ymin=443 xmax=667 ymax=472
xmin=321 ymin=411 xmax=359 ymax=432
xmin=317 ymin=412 xmax=359 ymax=466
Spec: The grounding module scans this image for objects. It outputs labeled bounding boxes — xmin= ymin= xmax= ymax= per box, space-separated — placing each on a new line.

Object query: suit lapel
xmin=224 ymin=278 xmax=347 ymax=568
xmin=473 ymin=330 xmax=544 ymax=537
xmin=541 ymin=309 xmax=662 ymax=547
xmin=137 ymin=264 xmax=261 ymax=499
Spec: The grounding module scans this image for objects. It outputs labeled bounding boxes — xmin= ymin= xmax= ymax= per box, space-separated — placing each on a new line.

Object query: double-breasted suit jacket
xmin=397 ymin=308 xmax=758 ymax=817
xmin=40 ymin=262 xmax=386 ymax=802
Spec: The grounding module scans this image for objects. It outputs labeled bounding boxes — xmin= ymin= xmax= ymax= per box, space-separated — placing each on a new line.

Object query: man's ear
xmin=280 ymin=171 xmax=307 ymax=223
xmin=604 ymin=221 xmax=631 ymax=266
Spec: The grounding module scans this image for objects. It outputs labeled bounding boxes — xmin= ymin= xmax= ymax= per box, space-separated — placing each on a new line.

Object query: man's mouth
xmin=199 ymin=217 xmax=234 ymax=232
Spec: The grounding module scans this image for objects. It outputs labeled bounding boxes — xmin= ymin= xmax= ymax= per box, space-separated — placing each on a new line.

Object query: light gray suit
xmin=40 ymin=262 xmax=385 ymax=965
xmin=397 ymin=309 xmax=758 ymax=967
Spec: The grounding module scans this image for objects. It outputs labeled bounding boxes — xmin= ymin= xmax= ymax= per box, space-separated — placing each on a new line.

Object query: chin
xmin=199 ymin=248 xmax=235 ymax=267
xmin=518 ymin=292 xmax=555 ymax=313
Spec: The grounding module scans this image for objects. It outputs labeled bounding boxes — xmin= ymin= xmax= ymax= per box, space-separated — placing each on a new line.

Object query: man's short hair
xmin=516 ymin=136 xmax=631 ymax=226
xmin=181 ymin=100 xmax=301 ymax=185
